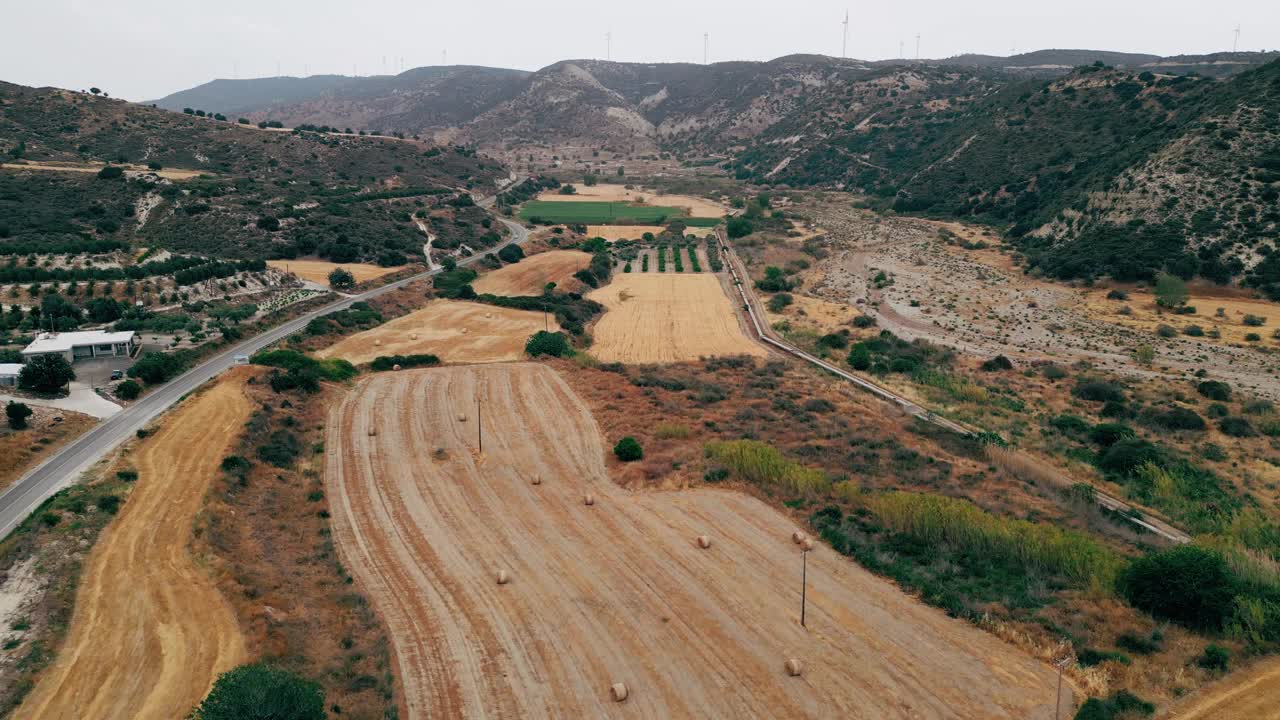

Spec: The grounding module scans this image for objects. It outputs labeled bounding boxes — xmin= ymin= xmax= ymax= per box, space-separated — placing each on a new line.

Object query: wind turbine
xmin=842 ymin=10 xmax=849 ymax=59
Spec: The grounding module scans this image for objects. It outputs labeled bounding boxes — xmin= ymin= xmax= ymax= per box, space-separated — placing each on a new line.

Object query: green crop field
xmin=518 ymin=200 xmax=722 ymax=227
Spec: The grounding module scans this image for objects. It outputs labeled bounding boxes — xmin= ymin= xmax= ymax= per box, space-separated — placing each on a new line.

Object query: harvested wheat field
xmin=317 ymin=299 xmax=555 ymax=365
xmin=16 ymin=371 xmax=253 ymax=720
xmin=266 ymin=259 xmax=406 ymax=287
xmin=472 ymin=250 xmax=592 ymax=295
xmin=325 ymin=363 xmax=1067 ymax=719
xmin=588 ymin=273 xmax=765 ymax=363
xmin=585 ymin=224 xmax=668 ymax=241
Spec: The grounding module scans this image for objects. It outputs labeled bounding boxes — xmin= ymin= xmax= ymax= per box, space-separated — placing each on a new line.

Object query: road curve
xmin=0 ymin=216 xmax=527 ymax=540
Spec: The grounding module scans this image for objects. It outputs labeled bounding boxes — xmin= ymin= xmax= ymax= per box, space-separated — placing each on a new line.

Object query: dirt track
xmin=472 ymin=250 xmax=591 ymax=295
xmin=325 ymin=364 xmax=1066 ymax=719
xmin=317 ymin=300 xmax=556 ymax=365
xmin=1164 ymin=657 xmax=1280 ymax=719
xmin=587 ymin=274 xmax=765 ymax=363
xmin=15 ymin=372 xmax=252 ymax=720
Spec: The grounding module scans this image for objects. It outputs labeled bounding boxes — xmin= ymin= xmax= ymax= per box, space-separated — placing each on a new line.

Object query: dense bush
xmin=1197 ymin=643 xmax=1230 ymax=671
xmin=1089 ymin=422 xmax=1135 ymax=447
xmin=1073 ymin=380 xmax=1124 ymax=403
xmin=128 ymin=350 xmax=195 ymax=385
xmin=369 ymin=354 xmax=440 ymax=371
xmin=1197 ymin=380 xmax=1232 ymax=401
xmin=1139 ymin=406 xmax=1206 ymax=431
xmin=980 ymin=355 xmax=1013 ymax=371
xmin=525 ymin=331 xmax=573 ymax=357
xmin=256 ymin=430 xmax=302 ymax=467
xmin=327 ymin=267 xmax=355 ymax=289
xmin=613 ymin=436 xmax=643 ymax=462
xmin=1073 ymin=690 xmax=1154 ymax=720
xmin=704 ymin=439 xmax=829 ymax=495
xmin=1118 ymin=545 xmax=1236 ymax=630
xmin=497 ymin=243 xmax=524 ymax=264
xmin=6 ymin=401 xmax=32 ymax=429
xmin=115 ymin=379 xmax=141 ymax=400
xmin=192 ymin=663 xmax=324 ymax=720
xmin=1219 ymin=416 xmax=1257 ymax=437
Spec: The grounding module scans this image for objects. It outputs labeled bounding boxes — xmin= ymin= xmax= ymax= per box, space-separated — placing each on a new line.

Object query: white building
xmin=0 ymin=363 xmax=21 ymax=387
xmin=22 ymin=331 xmax=137 ymax=363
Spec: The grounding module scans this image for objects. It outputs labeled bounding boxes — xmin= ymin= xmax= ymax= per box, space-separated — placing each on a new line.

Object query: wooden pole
xmin=477 ymin=396 xmax=482 ymax=453
xmin=800 ymin=548 xmax=808 ymax=628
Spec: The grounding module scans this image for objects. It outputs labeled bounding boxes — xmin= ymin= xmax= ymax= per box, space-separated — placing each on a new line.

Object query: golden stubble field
xmin=472 ymin=250 xmax=592 ymax=296
xmin=316 ymin=300 xmax=556 ymax=365
xmin=587 ymin=274 xmax=766 ymax=363
xmin=324 ymin=364 xmax=1068 ymax=719
xmin=265 ymin=259 xmax=406 ymax=287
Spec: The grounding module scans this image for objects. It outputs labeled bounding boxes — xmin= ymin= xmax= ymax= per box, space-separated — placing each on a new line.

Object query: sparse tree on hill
xmin=90 ymin=87 xmax=101 ymax=95
xmin=19 ymin=354 xmax=76 ymax=394
xmin=1155 ymin=272 xmax=1188 ymax=308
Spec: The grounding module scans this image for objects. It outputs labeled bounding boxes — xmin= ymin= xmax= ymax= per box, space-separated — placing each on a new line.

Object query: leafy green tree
xmin=613 ymin=436 xmax=643 ymax=462
xmin=327 ymin=268 xmax=355 ymax=289
xmin=525 ymin=331 xmax=572 ymax=357
xmin=115 ymin=379 xmax=141 ymax=400
xmin=6 ymin=401 xmax=33 ymax=430
xmin=1118 ymin=545 xmax=1235 ymax=630
xmin=848 ymin=344 xmax=872 ymax=371
xmin=18 ymin=354 xmax=76 ymax=394
xmin=90 ymin=87 xmax=101 ymax=95
xmin=192 ymin=663 xmax=324 ymax=720
xmin=1154 ymin=272 xmax=1188 ymax=308
xmin=96 ymin=165 xmax=124 ymax=180
xmin=726 ymin=216 xmax=754 ymax=239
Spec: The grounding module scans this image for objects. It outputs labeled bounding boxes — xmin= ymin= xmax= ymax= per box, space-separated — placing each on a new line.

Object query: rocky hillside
xmin=0 ymin=82 xmax=506 ymax=262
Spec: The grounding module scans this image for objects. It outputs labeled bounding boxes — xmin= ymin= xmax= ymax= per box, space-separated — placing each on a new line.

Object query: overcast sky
xmin=2 ymin=0 xmax=1276 ymax=100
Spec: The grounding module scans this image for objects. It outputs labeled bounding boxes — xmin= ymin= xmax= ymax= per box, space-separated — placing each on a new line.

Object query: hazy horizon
xmin=2 ymin=0 xmax=1277 ymax=101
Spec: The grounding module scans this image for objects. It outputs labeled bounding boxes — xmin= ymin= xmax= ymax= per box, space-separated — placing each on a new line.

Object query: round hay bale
xmin=374 ymin=339 xmax=382 ymax=347
xmin=367 ymin=427 xmax=377 ymax=437
xmin=801 ymin=538 xmax=815 ymax=552
xmin=583 ymin=493 xmax=595 ymax=506
xmin=460 ymin=327 xmax=469 ymax=335
xmin=785 ymin=658 xmax=804 ymax=677
xmin=495 ymin=569 xmax=510 ymax=585
xmin=531 ymin=475 xmax=542 ymax=486
xmin=457 ymin=413 xmax=468 ymax=422
xmin=410 ymin=332 xmax=418 ymax=340
xmin=610 ymin=683 xmax=628 ymax=702
xmin=485 ymin=312 xmax=493 ymax=319
xmin=392 ymin=364 xmax=402 ymax=371
xmin=791 ymin=531 xmax=807 ymax=544
xmin=696 ymin=535 xmax=712 ymax=549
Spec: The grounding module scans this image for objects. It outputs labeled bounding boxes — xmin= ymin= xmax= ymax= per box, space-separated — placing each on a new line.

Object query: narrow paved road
xmin=0 ymin=216 xmax=527 ymax=540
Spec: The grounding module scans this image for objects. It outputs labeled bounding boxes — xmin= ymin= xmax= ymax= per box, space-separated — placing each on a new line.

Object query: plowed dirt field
xmin=15 ymin=371 xmax=252 ymax=720
xmin=587 ymin=273 xmax=765 ymax=363
xmin=316 ymin=300 xmax=555 ymax=365
xmin=472 ymin=250 xmax=592 ymax=296
xmin=325 ymin=364 xmax=1066 ymax=719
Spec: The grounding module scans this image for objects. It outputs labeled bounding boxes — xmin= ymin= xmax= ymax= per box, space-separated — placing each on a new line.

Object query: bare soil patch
xmin=1164 ymin=657 xmax=1280 ymax=719
xmin=326 ymin=364 xmax=1065 ymax=718
xmin=316 ymin=300 xmax=554 ymax=365
xmin=472 ymin=250 xmax=591 ymax=296
xmin=587 ymin=274 xmax=765 ymax=363
xmin=0 ymin=161 xmax=205 ymax=181
xmin=0 ymin=407 xmax=95 ymax=492
xmin=15 ymin=371 xmax=253 ymax=720
xmin=585 ymin=224 xmax=669 ymax=241
xmin=266 ymin=259 xmax=406 ymax=287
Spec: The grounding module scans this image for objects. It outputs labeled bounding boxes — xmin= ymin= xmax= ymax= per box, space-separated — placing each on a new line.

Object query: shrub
xmin=1089 ymin=423 xmax=1135 ymax=447
xmin=1106 ymin=289 xmax=1129 ymax=300
xmin=767 ymin=293 xmax=793 ymax=313
xmin=1115 ymin=631 xmax=1161 ymax=655
xmin=1073 ymin=690 xmax=1155 ymax=720
xmin=1155 ymin=324 xmax=1177 ymax=339
xmin=852 ymin=314 xmax=877 ymax=328
xmin=613 ymin=436 xmax=643 ymax=462
xmin=1073 ymin=380 xmax=1124 ymax=403
xmin=1243 ymin=314 xmax=1267 ymax=327
xmin=1198 ymin=643 xmax=1230 ymax=671
xmin=369 ymin=354 xmax=440 ymax=371
xmin=980 ymin=355 xmax=1014 ymax=371
xmin=1100 ymin=400 xmax=1130 ymax=418
xmin=497 ymin=244 xmax=524 ymax=264
xmin=6 ymin=401 xmax=33 ymax=429
xmin=192 ymin=663 xmax=324 ymax=720
xmin=256 ymin=430 xmax=302 ymax=467
xmin=255 ymin=215 xmax=281 ymax=232
xmin=1140 ymin=406 xmax=1206 ymax=431
xmin=755 ymin=266 xmax=794 ymax=293
xmin=1051 ymin=415 xmax=1091 ymax=435
xmin=96 ymin=165 xmax=124 ymax=180
xmin=1197 ymin=380 xmax=1231 ymax=401
xmin=19 ymin=354 xmax=76 ymax=393
xmin=848 ymin=345 xmax=871 ymax=371
xmin=816 ymin=333 xmax=848 ymax=350
xmin=1098 ymin=438 xmax=1163 ymax=476
xmin=1118 ymin=545 xmax=1236 ymax=630
xmin=1042 ymin=364 xmax=1068 ymax=380
xmin=128 ymin=350 xmax=194 ymax=385
xmin=1154 ymin=272 xmax=1188 ymax=308
xmin=1184 ymin=324 xmax=1205 ymax=337
xmin=115 ymin=379 xmax=141 ymax=400
xmin=1219 ymin=416 xmax=1256 ymax=437
xmin=1246 ymin=333 xmax=1262 ymax=342
xmin=704 ymin=439 xmax=830 ymax=495
xmin=327 ymin=268 xmax=355 ymax=289
xmin=1077 ymin=648 xmax=1130 ymax=667
xmin=525 ymin=331 xmax=573 ymax=358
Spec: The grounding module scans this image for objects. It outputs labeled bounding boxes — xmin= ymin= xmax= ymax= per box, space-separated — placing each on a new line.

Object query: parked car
xmin=110 ymin=369 xmax=124 ymax=380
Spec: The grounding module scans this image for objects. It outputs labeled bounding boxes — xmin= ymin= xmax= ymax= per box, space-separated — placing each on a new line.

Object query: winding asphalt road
xmin=0 ymin=216 xmax=528 ymax=540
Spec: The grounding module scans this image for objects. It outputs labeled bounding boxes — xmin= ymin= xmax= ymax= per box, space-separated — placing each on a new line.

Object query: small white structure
xmin=0 ymin=363 xmax=21 ymax=387
xmin=22 ymin=331 xmax=137 ymax=363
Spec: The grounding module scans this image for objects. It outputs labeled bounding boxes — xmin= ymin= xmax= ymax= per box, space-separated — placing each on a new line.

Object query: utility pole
xmin=842 ymin=10 xmax=849 ymax=59
xmin=800 ymin=543 xmax=810 ymax=627
xmin=477 ymin=395 xmax=483 ymax=453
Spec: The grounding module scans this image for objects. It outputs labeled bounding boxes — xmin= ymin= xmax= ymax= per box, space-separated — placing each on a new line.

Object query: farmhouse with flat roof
xmin=22 ymin=331 xmax=137 ymax=363
xmin=0 ymin=363 xmax=21 ymax=386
